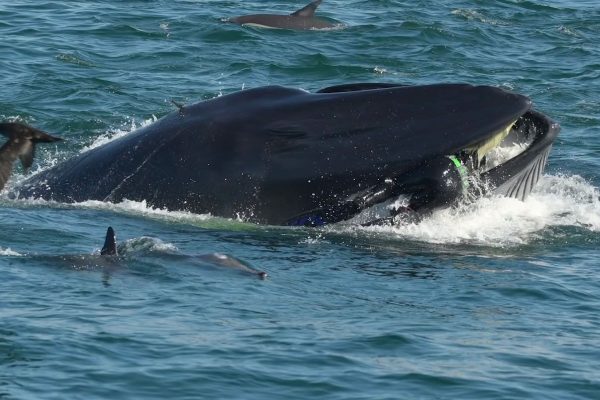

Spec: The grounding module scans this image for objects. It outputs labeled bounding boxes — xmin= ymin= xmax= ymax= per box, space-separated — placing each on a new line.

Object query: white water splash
xmin=0 ymin=247 xmax=22 ymax=256
xmin=81 ymin=116 xmax=158 ymax=152
xmin=309 ymin=23 xmax=346 ymax=31
xmin=558 ymin=25 xmax=581 ymax=37
xmin=76 ymin=199 xmax=213 ymax=225
xmin=159 ymin=21 xmax=171 ymax=38
xmin=353 ymin=174 xmax=599 ymax=246
xmin=3 ymin=196 xmax=235 ymax=230
xmin=5 ymin=174 xmax=599 ymax=247
xmin=451 ymin=9 xmax=508 ymax=26
xmin=119 ymin=236 xmax=178 ymax=254
xmin=0 ymin=115 xmax=28 ymax=123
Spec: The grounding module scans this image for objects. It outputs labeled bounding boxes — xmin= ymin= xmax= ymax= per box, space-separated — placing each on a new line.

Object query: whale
xmin=228 ymin=0 xmax=339 ymax=30
xmin=8 ymin=83 xmax=559 ymax=226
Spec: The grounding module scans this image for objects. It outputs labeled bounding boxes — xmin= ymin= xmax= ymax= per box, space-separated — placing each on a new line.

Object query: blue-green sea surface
xmin=1 ymin=1 xmax=599 ymax=399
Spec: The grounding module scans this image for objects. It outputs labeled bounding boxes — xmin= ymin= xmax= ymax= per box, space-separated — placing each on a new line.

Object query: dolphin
xmin=101 ymin=227 xmax=267 ymax=279
xmin=0 ymin=122 xmax=62 ymax=191
xmin=4 ymin=226 xmax=266 ymax=285
xmin=10 ymin=83 xmax=559 ymax=226
xmin=228 ymin=0 xmax=339 ymax=30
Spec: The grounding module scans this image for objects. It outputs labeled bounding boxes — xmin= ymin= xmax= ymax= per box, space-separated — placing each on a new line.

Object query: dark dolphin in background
xmin=9 ymin=83 xmax=559 ymax=226
xmin=228 ymin=0 xmax=339 ymax=30
xmin=0 ymin=122 xmax=62 ymax=191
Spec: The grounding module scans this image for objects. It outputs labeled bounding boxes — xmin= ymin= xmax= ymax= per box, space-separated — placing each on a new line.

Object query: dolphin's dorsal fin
xmin=291 ymin=0 xmax=321 ymax=17
xmin=101 ymin=227 xmax=118 ymax=256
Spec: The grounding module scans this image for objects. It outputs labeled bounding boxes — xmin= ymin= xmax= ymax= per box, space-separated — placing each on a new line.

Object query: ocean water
xmin=1 ymin=1 xmax=599 ymax=399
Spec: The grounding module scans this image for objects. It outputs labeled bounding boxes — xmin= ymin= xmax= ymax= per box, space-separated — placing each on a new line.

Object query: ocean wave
xmin=4 ymin=173 xmax=598 ymax=248
xmin=451 ymin=9 xmax=509 ymax=26
xmin=346 ymin=174 xmax=600 ymax=246
xmin=118 ymin=236 xmax=178 ymax=255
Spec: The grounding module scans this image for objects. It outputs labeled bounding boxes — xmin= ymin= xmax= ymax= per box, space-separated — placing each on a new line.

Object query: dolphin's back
xmin=230 ymin=14 xmax=335 ymax=30
xmin=229 ymin=0 xmax=336 ymax=30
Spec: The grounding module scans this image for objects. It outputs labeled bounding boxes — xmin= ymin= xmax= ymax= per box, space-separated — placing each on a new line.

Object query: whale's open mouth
xmin=478 ymin=110 xmax=559 ymax=201
xmin=287 ymin=108 xmax=560 ymax=227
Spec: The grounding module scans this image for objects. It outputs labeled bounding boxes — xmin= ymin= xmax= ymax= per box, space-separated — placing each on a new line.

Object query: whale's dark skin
xmin=14 ymin=83 xmax=533 ymax=225
xmin=229 ymin=0 xmax=338 ymax=30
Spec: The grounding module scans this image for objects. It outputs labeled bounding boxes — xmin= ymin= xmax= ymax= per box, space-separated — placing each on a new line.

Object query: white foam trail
xmin=350 ymin=174 xmax=600 ymax=246
xmin=5 ymin=174 xmax=600 ymax=246
xmin=451 ymin=9 xmax=508 ymax=26
xmin=2 ymin=197 xmax=256 ymax=231
xmin=310 ymin=23 xmax=346 ymax=31
xmin=74 ymin=198 xmax=213 ymax=224
xmin=0 ymin=247 xmax=22 ymax=256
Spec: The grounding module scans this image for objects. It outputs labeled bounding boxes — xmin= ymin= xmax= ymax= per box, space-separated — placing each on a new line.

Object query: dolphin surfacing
xmin=228 ymin=0 xmax=339 ymax=30
xmin=12 ymin=83 xmax=559 ymax=226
